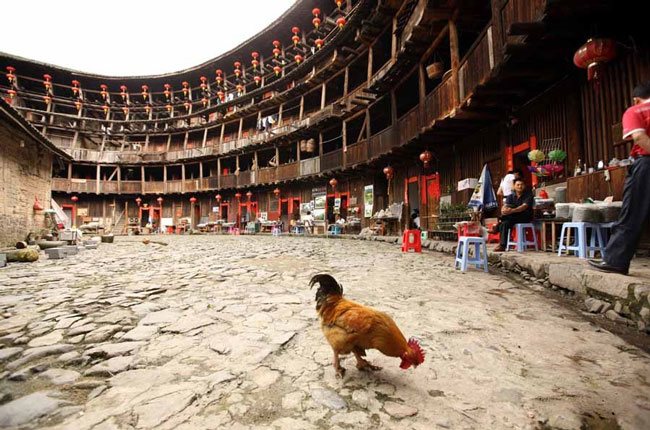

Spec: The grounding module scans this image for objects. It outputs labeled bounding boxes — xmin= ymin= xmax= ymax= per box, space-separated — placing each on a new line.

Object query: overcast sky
xmin=0 ymin=0 xmax=296 ymax=77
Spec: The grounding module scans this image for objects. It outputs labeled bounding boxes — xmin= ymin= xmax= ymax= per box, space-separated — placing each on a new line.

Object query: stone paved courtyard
xmin=1 ymin=235 xmax=650 ymax=430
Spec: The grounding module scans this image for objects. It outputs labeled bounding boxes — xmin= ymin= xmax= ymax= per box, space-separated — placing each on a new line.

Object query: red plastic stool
xmin=402 ymin=230 xmax=422 ymax=253
xmin=487 ymin=222 xmax=500 ymax=244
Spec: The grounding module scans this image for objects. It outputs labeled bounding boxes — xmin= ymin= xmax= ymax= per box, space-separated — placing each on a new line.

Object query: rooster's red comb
xmin=408 ymin=338 xmax=425 ymax=364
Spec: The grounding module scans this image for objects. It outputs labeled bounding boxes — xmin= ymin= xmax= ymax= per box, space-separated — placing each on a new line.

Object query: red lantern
xmin=43 ymin=74 xmax=52 ymax=91
xmin=43 ymin=95 xmax=51 ymax=104
xmin=122 ymin=106 xmax=129 ymax=115
xmin=235 ymin=192 xmax=242 ymax=199
xmin=75 ymin=101 xmax=83 ymax=111
xmin=246 ymin=191 xmax=253 ymax=199
xmin=292 ymin=35 xmax=301 ymax=46
xmin=6 ymin=66 xmax=15 ymax=84
xmin=295 ymin=55 xmax=303 ymax=65
xmin=202 ymin=97 xmax=208 ymax=107
xmin=329 ymin=178 xmax=338 ymax=188
xmin=335 ymin=0 xmax=342 ymax=8
xmin=71 ymin=80 xmax=80 ymax=96
xmin=251 ymin=52 xmax=259 ymax=69
xmin=312 ymin=8 xmax=321 ymax=28
xmin=215 ymin=69 xmax=223 ymax=86
xmin=141 ymin=84 xmax=148 ymax=100
xmin=184 ymin=101 xmax=191 ymax=111
xmin=292 ymin=26 xmax=300 ymax=35
xmin=273 ymin=188 xmax=280 ymax=195
xmin=217 ymin=91 xmax=225 ymax=102
xmin=254 ymin=76 xmax=261 ymax=86
xmin=200 ymin=76 xmax=207 ymax=91
xmin=573 ymin=38 xmax=617 ymax=84
xmin=33 ymin=197 xmax=44 ymax=211
xmin=135 ymin=197 xmax=142 ymax=206
xmin=100 ymin=84 xmax=108 ymax=99
xmin=315 ymin=39 xmax=324 ymax=50
xmin=145 ymin=105 xmax=151 ymax=114
xmin=166 ymin=104 xmax=172 ymax=112
xmin=189 ymin=197 xmax=197 ymax=204
xmin=71 ymin=195 xmax=79 ymax=202
xmin=272 ymin=40 xmax=281 ymax=58
xmin=420 ymin=150 xmax=433 ymax=168
xmin=157 ymin=197 xmax=163 ymax=205
xmin=234 ymin=61 xmax=241 ymax=78
xmin=103 ymin=104 xmax=110 ymax=114
xmin=182 ymin=81 xmax=189 ymax=96
xmin=164 ymin=83 xmax=171 ymax=99
xmin=383 ymin=166 xmax=394 ymax=179
xmin=273 ymin=66 xmax=282 ymax=76
xmin=236 ymin=84 xmax=244 ymax=95
xmin=215 ymin=194 xmax=222 ymax=202
xmin=336 ymin=17 xmax=346 ymax=29
xmin=7 ymin=89 xmax=16 ymax=99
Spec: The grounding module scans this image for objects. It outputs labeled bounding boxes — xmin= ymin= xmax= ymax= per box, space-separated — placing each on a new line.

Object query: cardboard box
xmin=457 ymin=178 xmax=478 ymax=191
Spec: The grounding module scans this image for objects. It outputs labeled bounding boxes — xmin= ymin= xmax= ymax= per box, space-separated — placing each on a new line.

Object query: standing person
xmin=589 ymin=82 xmax=650 ymax=275
xmin=493 ymin=178 xmax=534 ymax=252
xmin=496 ymin=169 xmax=522 ymax=203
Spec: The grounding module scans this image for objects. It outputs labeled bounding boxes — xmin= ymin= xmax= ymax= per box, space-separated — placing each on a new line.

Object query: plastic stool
xmin=327 ymin=224 xmax=341 ymax=235
xmin=421 ymin=231 xmax=428 ymax=241
xmin=271 ymin=227 xmax=280 ymax=236
xmin=230 ymin=227 xmax=240 ymax=236
xmin=487 ymin=222 xmax=500 ymax=244
xmin=402 ymin=230 xmax=422 ymax=253
xmin=455 ymin=236 xmax=488 ymax=272
xmin=558 ymin=222 xmax=603 ymax=259
xmin=506 ymin=223 xmax=538 ymax=252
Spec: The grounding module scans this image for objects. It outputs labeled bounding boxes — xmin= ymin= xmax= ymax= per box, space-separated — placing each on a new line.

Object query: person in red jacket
xmin=589 ymin=82 xmax=650 ymax=275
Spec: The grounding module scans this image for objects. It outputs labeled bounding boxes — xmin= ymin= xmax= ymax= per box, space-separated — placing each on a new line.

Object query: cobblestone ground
xmin=1 ymin=236 xmax=650 ymax=430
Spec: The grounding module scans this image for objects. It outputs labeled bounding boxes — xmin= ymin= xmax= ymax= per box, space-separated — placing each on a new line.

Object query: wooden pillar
xmin=319 ymin=133 xmax=323 ymax=157
xmin=391 ymin=16 xmax=398 ymax=59
xmin=490 ymin=0 xmax=504 ymax=64
xmin=237 ymin=118 xmax=243 ymax=140
xmin=343 ymin=68 xmax=350 ymax=96
xmin=117 ymin=165 xmax=121 ymax=194
xmin=449 ymin=18 xmax=460 ymax=108
xmin=299 ymin=96 xmax=305 ymax=120
xmin=321 ymin=84 xmax=326 ymax=110
xmin=141 ymin=166 xmax=145 ymax=194
xmin=367 ymin=45 xmax=373 ymax=82
xmin=217 ymin=158 xmax=222 ymax=188
xmin=278 ymin=104 xmax=284 ymax=126
xmin=202 ymin=128 xmax=208 ymax=147
xmin=163 ymin=165 xmax=168 ymax=193
xmin=96 ymin=165 xmax=101 ymax=194
xmin=199 ymin=162 xmax=203 ymax=188
xmin=254 ymin=151 xmax=259 ymax=170
xmin=181 ymin=164 xmax=186 ymax=193
xmin=390 ymin=90 xmax=397 ymax=125
xmin=297 ymin=141 xmax=301 ymax=162
xmin=219 ymin=123 xmax=225 ymax=146
xmin=418 ymin=63 xmax=427 ymax=120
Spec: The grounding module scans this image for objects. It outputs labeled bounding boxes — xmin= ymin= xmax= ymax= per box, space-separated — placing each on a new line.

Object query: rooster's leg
xmin=333 ymin=353 xmax=346 ymax=378
xmin=353 ymin=350 xmax=382 ymax=371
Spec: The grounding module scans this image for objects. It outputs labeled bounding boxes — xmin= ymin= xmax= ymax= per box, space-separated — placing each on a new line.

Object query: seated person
xmin=303 ymin=211 xmax=314 ymax=234
xmin=494 ymin=178 xmax=534 ymax=252
xmin=410 ymin=209 xmax=421 ymax=230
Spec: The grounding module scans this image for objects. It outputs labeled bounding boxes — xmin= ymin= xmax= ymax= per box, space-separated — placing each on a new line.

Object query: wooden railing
xmin=144 ymin=181 xmax=164 ymax=194
xmin=424 ymin=74 xmax=455 ymax=124
xmin=69 ymin=179 xmax=97 ymax=193
xmin=52 ymin=178 xmax=69 ymax=192
xmin=459 ymin=24 xmax=494 ymax=102
xmin=121 ymin=181 xmax=142 ymax=194
xmin=369 ymin=127 xmax=395 ymax=158
xmin=166 ymin=180 xmax=182 ymax=193
xmin=184 ymin=179 xmax=199 ymax=192
xmin=345 ymin=140 xmax=368 ymax=166
xmin=221 ymin=174 xmax=236 ymax=188
xmin=277 ymin=162 xmax=299 ymax=181
xmin=300 ymin=157 xmax=320 ymax=176
xmin=102 ymin=182 xmax=119 ymax=194
xmin=257 ymin=167 xmax=276 ymax=184
xmin=321 ymin=149 xmax=343 ymax=171
xmin=237 ymin=170 xmax=253 ymax=187
xmin=398 ymin=106 xmax=421 ymax=144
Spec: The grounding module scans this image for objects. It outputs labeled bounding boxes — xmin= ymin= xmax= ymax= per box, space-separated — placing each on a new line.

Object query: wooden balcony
xmin=459 ymin=24 xmax=495 ymax=102
xmin=101 ymin=181 xmax=119 ymax=194
xmin=237 ymin=171 xmax=253 ymax=187
xmin=500 ymin=0 xmax=547 ymax=45
xmin=300 ymin=157 xmax=320 ymax=176
xmin=166 ymin=180 xmax=182 ymax=194
xmin=369 ymin=127 xmax=395 ymax=158
xmin=398 ymin=106 xmax=421 ymax=145
xmin=144 ymin=181 xmax=164 ymax=194
xmin=51 ymin=178 xmax=69 ymax=192
xmin=277 ymin=162 xmax=299 ymax=181
xmin=184 ymin=179 xmax=199 ymax=192
xmin=121 ymin=181 xmax=142 ymax=194
xmin=69 ymin=179 xmax=97 ymax=193
xmin=424 ymin=74 xmax=455 ymax=124
xmin=345 ymin=141 xmax=368 ymax=167
xmin=257 ymin=167 xmax=277 ymax=184
xmin=321 ymin=149 xmax=343 ymax=172
xmin=221 ymin=174 xmax=236 ymax=188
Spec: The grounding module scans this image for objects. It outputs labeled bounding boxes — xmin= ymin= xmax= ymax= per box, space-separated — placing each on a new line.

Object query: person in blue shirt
xmin=493 ymin=178 xmax=534 ymax=252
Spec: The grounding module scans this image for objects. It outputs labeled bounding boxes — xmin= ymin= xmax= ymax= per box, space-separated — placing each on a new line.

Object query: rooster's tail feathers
xmin=309 ymin=274 xmax=343 ymax=308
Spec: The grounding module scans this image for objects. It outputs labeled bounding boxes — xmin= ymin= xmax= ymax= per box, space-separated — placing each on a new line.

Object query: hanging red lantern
xmin=312 ymin=8 xmax=321 ymax=28
xmin=273 ymin=188 xmax=280 ymax=195
xmin=71 ymin=80 xmax=80 ymax=96
xmin=7 ymin=89 xmax=16 ymax=99
xmin=189 ymin=196 xmax=197 ymax=204
xmin=251 ymin=52 xmax=259 ymax=69
xmin=273 ymin=40 xmax=281 ymax=58
xmin=215 ymin=194 xmax=222 ymax=202
xmin=200 ymin=76 xmax=207 ymax=91
xmin=234 ymin=61 xmax=241 ymax=78
xmin=145 ymin=105 xmax=151 ymax=114
xmin=43 ymin=95 xmax=52 ymax=104
xmin=217 ymin=91 xmax=225 ymax=102
xmin=183 ymin=101 xmax=190 ymax=111
xmin=235 ymin=192 xmax=242 ymax=199
xmin=120 ymin=85 xmax=128 ymax=100
xmin=75 ymin=101 xmax=83 ymax=111
xmin=329 ymin=178 xmax=338 ymax=188
xmin=336 ymin=17 xmax=346 ymax=29
xmin=100 ymin=84 xmax=108 ymax=100
xmin=273 ymin=66 xmax=282 ymax=76
xmin=420 ymin=150 xmax=433 ymax=168
xmin=141 ymin=84 xmax=148 ymax=100
xmin=292 ymin=26 xmax=300 ymax=35
xmin=71 ymin=195 xmax=79 ymax=202
xmin=246 ymin=191 xmax=253 ymax=199
xmin=103 ymin=104 xmax=110 ymax=114
xmin=573 ymin=38 xmax=617 ymax=84
xmin=157 ymin=197 xmax=163 ymax=205
xmin=6 ymin=66 xmax=15 ymax=84
xmin=164 ymin=83 xmax=171 ymax=99
xmin=202 ymin=97 xmax=208 ymax=107
xmin=135 ymin=197 xmax=142 ymax=206
xmin=43 ymin=74 xmax=52 ymax=91
xmin=292 ymin=35 xmax=301 ymax=46
xmin=122 ymin=106 xmax=129 ymax=115
xmin=295 ymin=55 xmax=303 ymax=65
xmin=166 ymin=104 xmax=172 ymax=112
xmin=215 ymin=69 xmax=223 ymax=86
xmin=254 ymin=76 xmax=261 ymax=86
xmin=182 ymin=81 xmax=189 ymax=97
xmin=335 ymin=0 xmax=343 ymax=9
xmin=315 ymin=38 xmax=324 ymax=50
xmin=383 ymin=166 xmax=394 ymax=179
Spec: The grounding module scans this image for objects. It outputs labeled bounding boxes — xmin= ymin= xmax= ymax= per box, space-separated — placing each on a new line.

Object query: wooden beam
xmin=449 ymin=18 xmax=460 ymax=108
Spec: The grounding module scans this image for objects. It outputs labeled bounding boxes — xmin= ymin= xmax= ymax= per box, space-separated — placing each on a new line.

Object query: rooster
xmin=309 ymin=274 xmax=425 ymax=378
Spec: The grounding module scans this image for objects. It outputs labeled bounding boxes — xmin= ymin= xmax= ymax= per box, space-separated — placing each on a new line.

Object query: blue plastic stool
xmin=558 ymin=222 xmax=604 ymax=259
xmin=455 ymin=236 xmax=488 ymax=272
xmin=272 ymin=227 xmax=281 ymax=236
xmin=327 ymin=224 xmax=342 ymax=235
xmin=506 ymin=223 xmax=538 ymax=252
